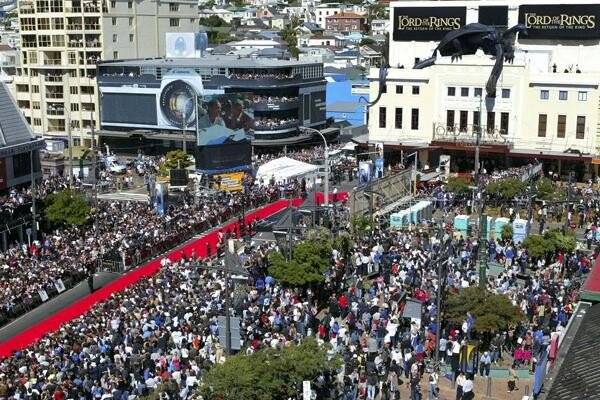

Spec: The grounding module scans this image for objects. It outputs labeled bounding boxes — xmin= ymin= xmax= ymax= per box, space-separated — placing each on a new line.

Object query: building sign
xmin=519 ymin=4 xmax=600 ymax=39
xmin=393 ymin=7 xmax=466 ymax=41
xmin=479 ymin=6 xmax=508 ymax=28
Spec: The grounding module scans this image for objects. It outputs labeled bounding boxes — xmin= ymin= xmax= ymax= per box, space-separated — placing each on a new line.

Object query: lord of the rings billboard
xmin=393 ymin=7 xmax=466 ymax=41
xmin=432 ymin=123 xmax=511 ymax=147
xmin=518 ymin=4 xmax=600 ymax=39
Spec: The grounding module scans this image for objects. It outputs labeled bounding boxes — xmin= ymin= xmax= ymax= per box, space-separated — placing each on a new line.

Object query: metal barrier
xmin=349 ymin=169 xmax=413 ymax=217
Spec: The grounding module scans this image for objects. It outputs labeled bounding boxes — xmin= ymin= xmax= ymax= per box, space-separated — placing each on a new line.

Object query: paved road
xmin=0 ymin=272 xmax=120 ymax=342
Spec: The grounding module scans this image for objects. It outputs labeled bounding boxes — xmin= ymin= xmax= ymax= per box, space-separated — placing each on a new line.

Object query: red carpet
xmin=583 ymin=254 xmax=600 ymax=292
xmin=0 ymin=198 xmax=302 ymax=358
xmin=314 ymin=191 xmax=349 ymax=205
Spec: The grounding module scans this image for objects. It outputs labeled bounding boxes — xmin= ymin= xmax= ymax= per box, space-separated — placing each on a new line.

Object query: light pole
xmin=300 ymin=127 xmax=329 ymax=206
xmin=404 ymin=151 xmax=418 ymax=196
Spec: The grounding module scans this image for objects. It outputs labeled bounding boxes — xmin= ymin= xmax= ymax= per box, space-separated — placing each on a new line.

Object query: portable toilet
xmin=484 ymin=215 xmax=493 ymax=240
xmin=512 ymin=218 xmax=530 ymax=243
xmin=494 ymin=217 xmax=510 ymax=239
xmin=454 ymin=214 xmax=470 ymax=238
xmin=409 ymin=204 xmax=421 ymax=224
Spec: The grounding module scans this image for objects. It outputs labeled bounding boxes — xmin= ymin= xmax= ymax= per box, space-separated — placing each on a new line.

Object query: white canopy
xmin=256 ymin=156 xmax=319 ymax=185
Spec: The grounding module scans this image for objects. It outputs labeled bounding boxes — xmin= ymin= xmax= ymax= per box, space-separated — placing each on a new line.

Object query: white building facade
xmin=369 ymin=0 xmax=600 ymax=177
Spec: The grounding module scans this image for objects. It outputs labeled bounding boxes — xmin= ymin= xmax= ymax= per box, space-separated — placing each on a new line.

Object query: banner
xmin=154 ymin=182 xmax=168 ymax=216
xmin=54 ymin=279 xmax=66 ymax=293
xmin=393 ymin=7 xmax=466 ymax=41
xmin=375 ymin=158 xmax=384 ymax=179
xmin=212 ymin=172 xmax=246 ymax=192
xmin=358 ymin=161 xmax=372 ymax=185
xmin=519 ymin=4 xmax=600 ymax=39
xmin=157 ymin=69 xmax=204 ymax=130
xmin=195 ymin=93 xmax=254 ymax=172
xmin=38 ymin=289 xmax=49 ymax=302
xmin=479 ymin=5 xmax=508 ymax=28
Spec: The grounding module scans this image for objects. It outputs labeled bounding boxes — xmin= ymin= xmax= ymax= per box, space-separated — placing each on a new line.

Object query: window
xmin=500 ymin=112 xmax=509 ymax=134
xmin=112 ymin=17 xmax=117 ymax=26
xmin=473 ymin=111 xmax=480 ymax=131
xmin=461 ymin=87 xmax=469 ymax=97
xmin=70 ymin=103 xmax=79 ymax=111
xmin=538 ymin=114 xmax=547 ymax=137
xmin=501 ymin=89 xmax=510 ymax=99
xmin=394 ymin=108 xmax=402 ymax=129
xmin=169 ymin=18 xmax=179 ymax=27
xmin=169 ymin=3 xmax=179 ymax=11
xmin=486 ymin=112 xmax=495 ymax=133
xmin=446 ymin=110 xmax=455 ymax=130
xmin=33 ymin=118 xmax=41 ymax=126
xmin=32 ymin=85 xmax=39 ymax=93
xmin=381 ymin=84 xmax=386 ymax=94
xmin=557 ymin=115 xmax=566 ymax=138
xmin=127 ymin=1 xmax=132 ymax=8
xmin=395 ymin=85 xmax=403 ymax=94
xmin=129 ymin=17 xmax=133 ymax=26
xmin=411 ymin=108 xmax=419 ymax=130
xmin=70 ymin=86 xmax=78 ymax=94
xmin=32 ymin=101 xmax=40 ymax=109
xmin=576 ymin=116 xmax=586 ymax=139
xmin=559 ymin=91 xmax=568 ymax=100
xmin=578 ymin=91 xmax=588 ymax=101
xmin=129 ymin=34 xmax=134 ymax=42
xmin=112 ymin=34 xmax=117 ymax=43
xmin=113 ymin=51 xmax=118 ymax=59
xmin=459 ymin=110 xmax=468 ymax=132
xmin=447 ymin=87 xmax=456 ymax=96
xmin=110 ymin=0 xmax=115 ymax=7
xmin=540 ymin=90 xmax=549 ymax=100
xmin=412 ymin=86 xmax=419 ymax=95
xmin=474 ymin=88 xmax=483 ymax=97
xmin=378 ymin=107 xmax=386 ymax=128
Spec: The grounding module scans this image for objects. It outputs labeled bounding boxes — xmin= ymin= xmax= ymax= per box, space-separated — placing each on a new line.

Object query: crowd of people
xmin=252 ymin=95 xmax=298 ymax=105
xmin=0 ymin=176 xmax=280 ymax=325
xmin=254 ymin=117 xmax=299 ymax=130
xmin=229 ymin=72 xmax=294 ymax=80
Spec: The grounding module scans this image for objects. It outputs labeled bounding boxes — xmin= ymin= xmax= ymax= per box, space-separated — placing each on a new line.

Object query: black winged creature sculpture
xmin=414 ymin=23 xmax=527 ymax=98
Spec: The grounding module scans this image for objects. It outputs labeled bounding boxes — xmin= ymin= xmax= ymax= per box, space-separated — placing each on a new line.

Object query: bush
xmin=446 ymin=177 xmax=471 ymax=196
xmin=44 ymin=190 xmax=90 ymax=226
xmin=268 ymin=239 xmax=332 ymax=287
xmin=486 ymin=178 xmax=526 ymax=201
xmin=501 ymin=224 xmax=513 ymax=241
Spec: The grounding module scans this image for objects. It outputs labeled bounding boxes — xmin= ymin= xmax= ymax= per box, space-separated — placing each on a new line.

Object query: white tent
xmin=256 ymin=156 xmax=319 ymax=185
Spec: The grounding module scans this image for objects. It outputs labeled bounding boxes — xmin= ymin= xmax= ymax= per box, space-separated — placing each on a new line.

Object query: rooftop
xmin=0 ymin=81 xmax=36 ymax=148
xmin=98 ymin=55 xmax=321 ymax=69
xmin=326 ymin=12 xmax=365 ymax=19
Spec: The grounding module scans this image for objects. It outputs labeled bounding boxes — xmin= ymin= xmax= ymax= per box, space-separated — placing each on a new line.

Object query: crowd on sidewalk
xmin=0 ymin=178 xmax=280 ymax=325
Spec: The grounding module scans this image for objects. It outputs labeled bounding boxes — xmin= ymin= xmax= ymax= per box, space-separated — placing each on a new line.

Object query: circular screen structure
xmin=159 ymin=79 xmax=196 ymax=128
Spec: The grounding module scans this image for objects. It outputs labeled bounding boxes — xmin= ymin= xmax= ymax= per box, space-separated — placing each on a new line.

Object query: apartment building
xmin=368 ymin=0 xmax=600 ymax=178
xmin=325 ymin=12 xmax=366 ymax=33
xmin=13 ymin=0 xmax=198 ymax=145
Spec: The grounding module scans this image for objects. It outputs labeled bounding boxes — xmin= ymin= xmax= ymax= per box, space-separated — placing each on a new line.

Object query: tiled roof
xmin=326 ymin=12 xmax=365 ymax=19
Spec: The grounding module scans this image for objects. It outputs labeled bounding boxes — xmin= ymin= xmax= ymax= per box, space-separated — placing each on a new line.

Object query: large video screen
xmin=101 ymin=93 xmax=157 ymax=125
xmin=195 ymin=93 xmax=254 ymax=172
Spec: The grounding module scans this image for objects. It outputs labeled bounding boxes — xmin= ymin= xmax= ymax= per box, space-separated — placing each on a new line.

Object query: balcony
xmin=46 ymin=106 xmax=65 ymax=116
xmin=67 ymin=24 xmax=83 ymax=30
xmin=84 ymin=24 xmax=100 ymax=31
xmin=43 ymin=58 xmax=63 ymax=66
xmin=254 ymin=119 xmax=299 ymax=133
xmin=253 ymin=97 xmax=299 ymax=112
xmin=44 ymin=75 xmax=63 ymax=83
xmin=431 ymin=122 xmax=513 ymax=148
xmin=46 ymin=91 xmax=64 ymax=99
xmin=213 ymin=74 xmax=305 ymax=88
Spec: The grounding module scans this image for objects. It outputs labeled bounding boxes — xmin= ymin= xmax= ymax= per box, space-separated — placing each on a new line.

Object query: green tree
xmin=500 ymin=223 xmax=513 ymax=241
xmin=199 ymin=15 xmax=231 ymax=27
xmin=446 ymin=177 xmax=471 ymax=196
xmin=522 ymin=234 xmax=554 ymax=258
xmin=198 ymin=339 xmax=340 ymax=400
xmin=351 ymin=214 xmax=371 ymax=235
xmin=535 ymin=177 xmax=555 ymax=200
xmin=269 ymin=239 xmax=331 ymax=287
xmin=486 ymin=178 xmax=526 ymax=201
xmin=333 ymin=232 xmax=353 ymax=259
xmin=281 ymin=16 xmax=301 ymax=60
xmin=445 ymin=286 xmax=523 ymax=332
xmin=159 ymin=150 xmax=192 ymax=176
xmin=44 ymin=190 xmax=91 ymax=226
xmin=544 ymin=229 xmax=576 ymax=253
xmin=359 ymin=37 xmax=375 ymax=47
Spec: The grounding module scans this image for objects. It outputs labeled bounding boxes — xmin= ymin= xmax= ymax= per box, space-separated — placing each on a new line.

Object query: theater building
xmin=96 ymin=56 xmax=330 ymax=153
xmin=368 ymin=0 xmax=600 ymax=179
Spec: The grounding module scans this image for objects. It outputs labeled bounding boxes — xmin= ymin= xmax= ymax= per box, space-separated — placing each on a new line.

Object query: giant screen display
xmin=518 ymin=4 xmax=600 ymax=39
xmin=195 ymin=93 xmax=254 ymax=172
xmin=393 ymin=7 xmax=466 ymax=41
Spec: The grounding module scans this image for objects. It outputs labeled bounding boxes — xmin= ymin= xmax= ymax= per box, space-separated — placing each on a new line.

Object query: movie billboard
xmin=393 ymin=7 xmax=466 ymax=41
xmin=518 ymin=4 xmax=600 ymax=39
xmin=195 ymin=93 xmax=254 ymax=172
xmin=358 ymin=161 xmax=372 ymax=185
xmin=157 ymin=70 xmax=203 ymax=130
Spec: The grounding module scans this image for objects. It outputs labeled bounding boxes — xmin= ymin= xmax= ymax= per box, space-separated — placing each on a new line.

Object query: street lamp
xmin=300 ymin=127 xmax=329 ymax=206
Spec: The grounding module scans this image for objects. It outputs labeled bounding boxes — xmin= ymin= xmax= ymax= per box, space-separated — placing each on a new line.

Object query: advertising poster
xmin=519 ymin=4 xmax=600 ymax=39
xmin=196 ymin=93 xmax=254 ymax=172
xmin=154 ymin=182 xmax=168 ymax=216
xmin=212 ymin=171 xmax=246 ymax=192
xmin=358 ymin=161 xmax=372 ymax=185
xmin=393 ymin=7 xmax=466 ymax=41
xmin=375 ymin=158 xmax=384 ymax=179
